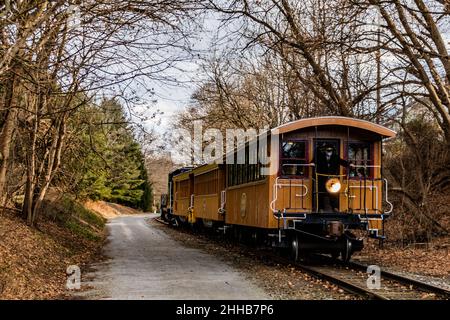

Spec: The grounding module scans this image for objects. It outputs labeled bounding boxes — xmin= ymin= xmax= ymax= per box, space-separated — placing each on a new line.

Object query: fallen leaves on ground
xmin=354 ymin=237 xmax=450 ymax=277
xmin=0 ymin=209 xmax=105 ymax=300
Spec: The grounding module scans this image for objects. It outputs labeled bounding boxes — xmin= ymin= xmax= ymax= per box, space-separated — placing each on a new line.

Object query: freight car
xmin=167 ymin=117 xmax=396 ymax=262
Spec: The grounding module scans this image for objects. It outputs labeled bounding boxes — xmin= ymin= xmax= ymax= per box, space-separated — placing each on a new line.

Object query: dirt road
xmin=79 ymin=214 xmax=269 ymax=300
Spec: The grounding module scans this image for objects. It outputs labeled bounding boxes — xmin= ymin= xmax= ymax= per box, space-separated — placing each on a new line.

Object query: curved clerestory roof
xmin=272 ymin=116 xmax=396 ymax=138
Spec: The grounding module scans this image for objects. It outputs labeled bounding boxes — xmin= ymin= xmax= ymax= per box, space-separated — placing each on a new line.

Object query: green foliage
xmin=64 ymin=220 xmax=102 ymax=241
xmin=45 ymin=196 xmax=106 ymax=241
xmin=70 ymin=98 xmax=153 ymax=211
xmin=60 ymin=197 xmax=106 ymax=229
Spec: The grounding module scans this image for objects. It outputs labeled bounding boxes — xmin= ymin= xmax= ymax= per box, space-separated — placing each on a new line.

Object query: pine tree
xmin=72 ymin=98 xmax=153 ymax=210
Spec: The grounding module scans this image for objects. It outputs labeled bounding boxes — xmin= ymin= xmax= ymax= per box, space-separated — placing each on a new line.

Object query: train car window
xmin=255 ymin=162 xmax=261 ymax=180
xmin=347 ymin=142 xmax=372 ymax=178
xmin=226 ymin=141 xmax=266 ymax=187
xmin=246 ymin=147 xmax=250 ymax=183
xmin=237 ymin=164 xmax=242 ymax=185
xmin=230 ymin=164 xmax=236 ymax=186
xmin=280 ymin=140 xmax=307 ymax=177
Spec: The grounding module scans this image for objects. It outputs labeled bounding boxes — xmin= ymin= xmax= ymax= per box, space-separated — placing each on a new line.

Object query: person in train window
xmin=310 ymin=144 xmax=353 ymax=212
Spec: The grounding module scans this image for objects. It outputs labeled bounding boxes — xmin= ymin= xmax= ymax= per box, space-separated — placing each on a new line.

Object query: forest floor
xmin=0 ymin=198 xmax=130 ymax=299
xmin=352 ymin=237 xmax=450 ymax=290
xmin=354 ymin=237 xmax=450 ymax=278
xmin=1 ymin=199 xmax=448 ymax=299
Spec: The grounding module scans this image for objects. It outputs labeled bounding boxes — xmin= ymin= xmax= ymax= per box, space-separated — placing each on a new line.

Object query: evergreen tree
xmin=72 ymin=98 xmax=153 ymax=211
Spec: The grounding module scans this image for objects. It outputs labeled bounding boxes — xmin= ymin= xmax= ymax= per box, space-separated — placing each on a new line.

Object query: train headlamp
xmin=326 ymin=178 xmax=341 ymax=194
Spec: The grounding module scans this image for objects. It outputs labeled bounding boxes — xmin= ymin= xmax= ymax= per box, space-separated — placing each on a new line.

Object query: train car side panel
xmin=193 ymin=164 xmax=225 ymax=222
xmin=173 ymin=172 xmax=192 ymax=218
xmin=225 ymin=179 xmax=270 ymax=228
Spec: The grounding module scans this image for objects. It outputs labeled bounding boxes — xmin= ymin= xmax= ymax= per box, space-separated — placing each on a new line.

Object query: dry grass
xmin=84 ymin=200 xmax=142 ymax=219
xmin=0 ymin=199 xmax=106 ymax=300
xmin=356 ymin=237 xmax=450 ymax=277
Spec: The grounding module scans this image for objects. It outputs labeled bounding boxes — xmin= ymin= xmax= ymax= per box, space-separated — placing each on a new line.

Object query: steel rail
xmin=292 ymin=262 xmax=388 ymax=300
xmin=347 ymin=260 xmax=450 ymax=298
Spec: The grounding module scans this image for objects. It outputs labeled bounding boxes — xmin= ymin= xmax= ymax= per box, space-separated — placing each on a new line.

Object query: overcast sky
xmin=143 ymin=14 xmax=222 ymax=136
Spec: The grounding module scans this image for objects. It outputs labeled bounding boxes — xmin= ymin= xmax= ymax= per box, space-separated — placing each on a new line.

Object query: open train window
xmin=347 ymin=142 xmax=372 ymax=178
xmin=227 ymin=141 xmax=265 ymax=187
xmin=280 ymin=140 xmax=308 ymax=177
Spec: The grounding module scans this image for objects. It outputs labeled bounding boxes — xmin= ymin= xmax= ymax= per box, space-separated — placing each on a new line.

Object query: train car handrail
xmin=220 ymin=190 xmax=226 ymax=209
xmin=351 ymin=164 xmax=381 ymax=168
xmin=346 ymin=178 xmax=393 ymax=214
xmin=218 ymin=190 xmax=226 ymax=216
xmin=383 ymin=178 xmax=393 ymax=214
xmin=347 ymin=185 xmax=379 ymax=212
xmin=189 ymin=194 xmax=194 ymax=209
xmin=271 ymin=177 xmax=309 ymax=215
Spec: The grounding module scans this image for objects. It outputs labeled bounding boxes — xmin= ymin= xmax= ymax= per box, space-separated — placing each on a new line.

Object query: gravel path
xmin=77 ymin=214 xmax=269 ymax=300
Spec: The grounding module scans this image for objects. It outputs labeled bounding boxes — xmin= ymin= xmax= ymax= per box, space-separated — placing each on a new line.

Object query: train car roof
xmin=272 ymin=116 xmax=396 ymax=138
xmin=169 ymin=167 xmax=193 ymax=176
xmin=171 ymin=117 xmax=396 ymax=168
xmin=192 ymin=163 xmax=220 ymax=176
xmin=172 ymin=170 xmax=191 ymax=181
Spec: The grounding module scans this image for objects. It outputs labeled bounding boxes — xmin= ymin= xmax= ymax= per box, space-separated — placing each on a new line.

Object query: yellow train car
xmin=192 ymin=164 xmax=226 ymax=226
xmin=172 ymin=170 xmax=193 ymax=223
xmin=171 ymin=164 xmax=226 ymax=226
xmin=224 ymin=117 xmax=395 ymax=260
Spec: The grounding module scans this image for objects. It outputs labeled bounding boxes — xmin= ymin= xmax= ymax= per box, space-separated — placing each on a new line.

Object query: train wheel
xmin=233 ymin=227 xmax=244 ymax=243
xmin=330 ymin=251 xmax=340 ymax=260
xmin=178 ymin=216 xmax=187 ymax=224
xmin=290 ymin=234 xmax=299 ymax=262
xmin=171 ymin=217 xmax=179 ymax=227
xmin=341 ymin=238 xmax=353 ymax=263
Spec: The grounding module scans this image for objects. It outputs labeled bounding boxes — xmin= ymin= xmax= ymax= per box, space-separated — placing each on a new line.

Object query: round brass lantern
xmin=326 ymin=178 xmax=342 ymax=194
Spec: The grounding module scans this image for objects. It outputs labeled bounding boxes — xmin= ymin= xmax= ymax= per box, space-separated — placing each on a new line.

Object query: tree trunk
xmin=0 ymin=72 xmax=17 ymax=207
xmin=22 ymin=115 xmax=38 ymax=222
xmin=30 ymin=116 xmax=66 ymax=225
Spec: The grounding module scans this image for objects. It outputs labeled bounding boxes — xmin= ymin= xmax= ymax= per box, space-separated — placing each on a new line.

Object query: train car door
xmin=313 ymin=139 xmax=341 ymax=212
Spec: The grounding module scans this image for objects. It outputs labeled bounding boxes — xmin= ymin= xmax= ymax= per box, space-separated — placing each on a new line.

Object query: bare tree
xmin=0 ymin=0 xmax=200 ymax=224
xmin=206 ymin=0 xmax=390 ymax=119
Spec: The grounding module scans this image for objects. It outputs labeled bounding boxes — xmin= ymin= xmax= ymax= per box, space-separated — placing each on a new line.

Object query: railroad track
xmin=271 ymin=254 xmax=450 ymax=300
xmin=154 ymin=218 xmax=450 ymax=300
xmin=347 ymin=260 xmax=450 ymax=299
xmin=154 ymin=216 xmax=169 ymax=225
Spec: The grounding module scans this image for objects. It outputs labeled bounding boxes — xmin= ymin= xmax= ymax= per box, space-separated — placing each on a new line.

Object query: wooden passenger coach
xmin=172 ymin=171 xmax=193 ymax=223
xmin=168 ymin=116 xmax=396 ymax=261
xmin=192 ymin=164 xmax=226 ymax=226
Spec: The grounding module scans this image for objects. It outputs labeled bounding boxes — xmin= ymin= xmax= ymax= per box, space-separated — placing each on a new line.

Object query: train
xmin=160 ymin=116 xmax=396 ymax=262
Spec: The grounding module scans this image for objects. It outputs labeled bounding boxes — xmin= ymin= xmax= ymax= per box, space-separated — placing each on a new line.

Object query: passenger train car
xmin=163 ymin=117 xmax=396 ymax=261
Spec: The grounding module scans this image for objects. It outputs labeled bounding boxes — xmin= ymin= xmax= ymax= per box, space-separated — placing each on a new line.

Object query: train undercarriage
xmin=162 ymin=210 xmax=369 ymax=262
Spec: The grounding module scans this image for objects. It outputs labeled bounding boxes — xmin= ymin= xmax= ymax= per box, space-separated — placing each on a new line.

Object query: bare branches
xmin=0 ymin=0 xmax=200 ymax=224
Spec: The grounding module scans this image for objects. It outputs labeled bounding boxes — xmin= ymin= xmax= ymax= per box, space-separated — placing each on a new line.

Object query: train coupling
xmin=327 ymin=221 xmax=344 ymax=237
